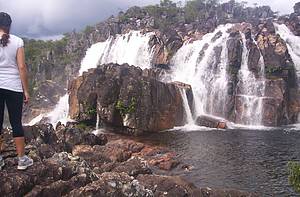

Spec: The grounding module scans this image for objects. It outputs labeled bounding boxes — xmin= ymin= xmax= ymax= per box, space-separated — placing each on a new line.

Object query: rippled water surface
xmin=139 ymin=126 xmax=300 ymax=196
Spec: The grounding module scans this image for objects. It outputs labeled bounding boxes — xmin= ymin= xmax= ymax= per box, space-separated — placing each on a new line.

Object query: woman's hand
xmin=17 ymin=47 xmax=30 ymax=104
xmin=24 ymin=91 xmax=30 ymax=104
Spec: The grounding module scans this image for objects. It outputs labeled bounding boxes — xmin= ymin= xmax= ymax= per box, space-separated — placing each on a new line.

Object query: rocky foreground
xmin=0 ymin=123 xmax=257 ymax=197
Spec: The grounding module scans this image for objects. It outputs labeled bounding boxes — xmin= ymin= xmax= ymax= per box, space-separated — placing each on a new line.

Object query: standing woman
xmin=0 ymin=12 xmax=33 ymax=170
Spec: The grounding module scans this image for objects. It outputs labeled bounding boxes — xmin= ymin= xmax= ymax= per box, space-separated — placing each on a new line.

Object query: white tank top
xmin=0 ymin=34 xmax=24 ymax=92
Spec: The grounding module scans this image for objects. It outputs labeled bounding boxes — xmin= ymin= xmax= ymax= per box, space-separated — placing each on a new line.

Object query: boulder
xmin=261 ymin=79 xmax=288 ymax=126
xmin=69 ymin=63 xmax=193 ymax=134
xmin=226 ymin=29 xmax=243 ymax=121
xmin=256 ymin=21 xmax=295 ymax=83
xmin=149 ymin=30 xmax=183 ymax=65
xmin=294 ymin=2 xmax=300 ymax=15
xmin=137 ymin=174 xmax=200 ymax=197
xmin=196 ymin=115 xmax=228 ymax=129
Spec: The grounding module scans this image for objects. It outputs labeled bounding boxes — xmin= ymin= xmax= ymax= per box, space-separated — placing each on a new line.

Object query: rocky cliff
xmin=23 ymin=0 xmax=300 ymax=127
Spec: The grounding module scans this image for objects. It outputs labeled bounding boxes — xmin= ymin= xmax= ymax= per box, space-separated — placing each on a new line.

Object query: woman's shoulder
xmin=10 ymin=34 xmax=23 ymax=41
xmin=9 ymin=34 xmax=24 ymax=48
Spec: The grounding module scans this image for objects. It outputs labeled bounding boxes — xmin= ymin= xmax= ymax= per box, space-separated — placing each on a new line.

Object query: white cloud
xmin=235 ymin=0 xmax=298 ymax=14
xmin=0 ymin=0 xmax=297 ymax=38
xmin=0 ymin=0 xmax=152 ymax=37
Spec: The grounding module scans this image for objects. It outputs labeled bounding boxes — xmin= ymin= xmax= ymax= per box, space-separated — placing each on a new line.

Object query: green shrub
xmin=86 ymin=107 xmax=97 ymax=116
xmin=115 ymin=98 xmax=137 ymax=116
xmin=76 ymin=122 xmax=89 ymax=130
xmin=288 ymin=161 xmax=300 ymax=193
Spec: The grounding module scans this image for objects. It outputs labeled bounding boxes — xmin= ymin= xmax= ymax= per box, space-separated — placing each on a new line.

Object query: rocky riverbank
xmin=0 ymin=123 xmax=258 ymax=197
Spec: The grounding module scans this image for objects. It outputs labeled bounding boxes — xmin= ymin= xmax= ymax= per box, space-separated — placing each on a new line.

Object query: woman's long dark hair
xmin=0 ymin=26 xmax=10 ymax=47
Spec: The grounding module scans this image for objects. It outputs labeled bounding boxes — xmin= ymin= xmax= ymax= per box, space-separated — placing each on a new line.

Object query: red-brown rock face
xmin=69 ymin=63 xmax=193 ymax=134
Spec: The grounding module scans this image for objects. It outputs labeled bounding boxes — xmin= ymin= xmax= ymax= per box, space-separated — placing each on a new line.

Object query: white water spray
xmin=274 ymin=24 xmax=300 ymax=81
xmin=236 ymin=35 xmax=266 ymax=125
xmin=275 ymin=23 xmax=300 ymax=123
xmin=171 ymin=24 xmax=233 ymax=119
xmin=99 ymin=31 xmax=154 ymax=69
xmin=179 ymin=89 xmax=194 ymax=124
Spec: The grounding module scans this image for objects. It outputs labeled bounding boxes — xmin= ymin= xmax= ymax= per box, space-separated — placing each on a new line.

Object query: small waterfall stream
xmin=275 ymin=23 xmax=300 ymax=122
xmin=179 ymin=89 xmax=194 ymax=125
xmin=235 ymin=35 xmax=266 ymax=125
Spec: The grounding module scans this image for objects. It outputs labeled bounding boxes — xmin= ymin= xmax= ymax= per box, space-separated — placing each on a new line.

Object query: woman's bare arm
xmin=16 ymin=47 xmax=30 ymax=103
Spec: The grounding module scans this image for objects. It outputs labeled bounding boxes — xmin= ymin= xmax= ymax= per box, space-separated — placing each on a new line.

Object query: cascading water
xmin=179 ymin=89 xmax=194 ymax=124
xmin=235 ymin=36 xmax=266 ymax=125
xmin=47 ymin=94 xmax=71 ymax=126
xmin=78 ymin=39 xmax=112 ymax=75
xmin=274 ymin=24 xmax=300 ymax=81
xmin=274 ymin=23 xmax=300 ymax=122
xmin=170 ymin=24 xmax=233 ymax=119
xmin=30 ymin=30 xmax=155 ymax=127
xmin=99 ymin=31 xmax=154 ymax=69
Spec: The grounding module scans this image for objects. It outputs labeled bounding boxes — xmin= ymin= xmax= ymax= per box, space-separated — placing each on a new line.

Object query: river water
xmin=139 ymin=126 xmax=300 ymax=196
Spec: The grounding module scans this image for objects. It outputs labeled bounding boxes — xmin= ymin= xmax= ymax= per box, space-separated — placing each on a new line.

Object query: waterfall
xmin=31 ymin=30 xmax=154 ymax=127
xmin=99 ymin=31 xmax=154 ymax=69
xmin=47 ymin=94 xmax=71 ymax=126
xmin=179 ymin=89 xmax=194 ymax=125
xmin=79 ymin=31 xmax=154 ymax=75
xmin=274 ymin=24 xmax=300 ymax=82
xmin=235 ymin=35 xmax=266 ymax=125
xmin=78 ymin=39 xmax=112 ymax=75
xmin=274 ymin=23 xmax=300 ymax=122
xmin=96 ymin=113 xmax=100 ymax=130
xmin=171 ymin=24 xmax=233 ymax=119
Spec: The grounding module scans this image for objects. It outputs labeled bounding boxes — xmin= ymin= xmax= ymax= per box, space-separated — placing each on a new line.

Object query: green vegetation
xmin=86 ymin=106 xmax=97 ymax=116
xmin=120 ymin=0 xmax=224 ymax=31
xmin=184 ymin=0 xmax=220 ymax=23
xmin=265 ymin=66 xmax=283 ymax=74
xmin=24 ymin=37 xmax=68 ymax=67
xmin=116 ymin=98 xmax=137 ymax=116
xmin=84 ymin=25 xmax=94 ymax=34
xmin=288 ymin=161 xmax=300 ymax=193
xmin=143 ymin=0 xmax=180 ymax=31
xmin=76 ymin=122 xmax=90 ymax=130
xmin=24 ymin=36 xmax=70 ymax=94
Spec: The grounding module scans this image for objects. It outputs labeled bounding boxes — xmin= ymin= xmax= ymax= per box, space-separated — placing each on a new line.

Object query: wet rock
xmin=256 ymin=22 xmax=295 ymax=82
xmin=67 ymin=172 xmax=154 ymax=197
xmin=0 ymin=152 xmax=96 ymax=197
xmin=0 ymin=124 xmax=257 ymax=196
xmin=226 ymin=30 xmax=243 ymax=121
xmin=137 ymin=174 xmax=200 ymax=197
xmin=112 ymin=156 xmax=152 ymax=177
xmin=196 ymin=115 xmax=228 ymax=129
xmin=198 ymin=187 xmax=259 ymax=197
xmin=247 ymin=42 xmax=262 ymax=75
xmin=148 ymin=152 xmax=180 ymax=171
xmin=149 ymin=30 xmax=183 ymax=65
xmin=294 ymin=2 xmax=300 ymax=15
xmin=69 ymin=63 xmax=193 ymax=134
xmin=26 ymin=174 xmax=91 ymax=197
xmin=55 ymin=125 xmax=107 ymax=152
xmin=261 ymin=79 xmax=288 ymax=126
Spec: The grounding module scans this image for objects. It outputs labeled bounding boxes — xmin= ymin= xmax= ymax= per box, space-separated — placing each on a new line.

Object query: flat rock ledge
xmin=0 ymin=123 xmax=258 ymax=197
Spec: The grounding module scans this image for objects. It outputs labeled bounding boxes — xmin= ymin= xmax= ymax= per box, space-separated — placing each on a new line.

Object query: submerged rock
xmin=196 ymin=115 xmax=228 ymax=129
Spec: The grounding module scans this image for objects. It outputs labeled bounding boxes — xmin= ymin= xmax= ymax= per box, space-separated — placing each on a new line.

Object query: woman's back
xmin=0 ymin=34 xmax=24 ymax=92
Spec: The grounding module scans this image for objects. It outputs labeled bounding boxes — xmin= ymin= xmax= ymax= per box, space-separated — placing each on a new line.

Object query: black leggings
xmin=0 ymin=88 xmax=24 ymax=137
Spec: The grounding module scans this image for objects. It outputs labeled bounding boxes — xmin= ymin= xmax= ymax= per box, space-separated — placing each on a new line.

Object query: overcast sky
xmin=0 ymin=0 xmax=298 ymax=39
